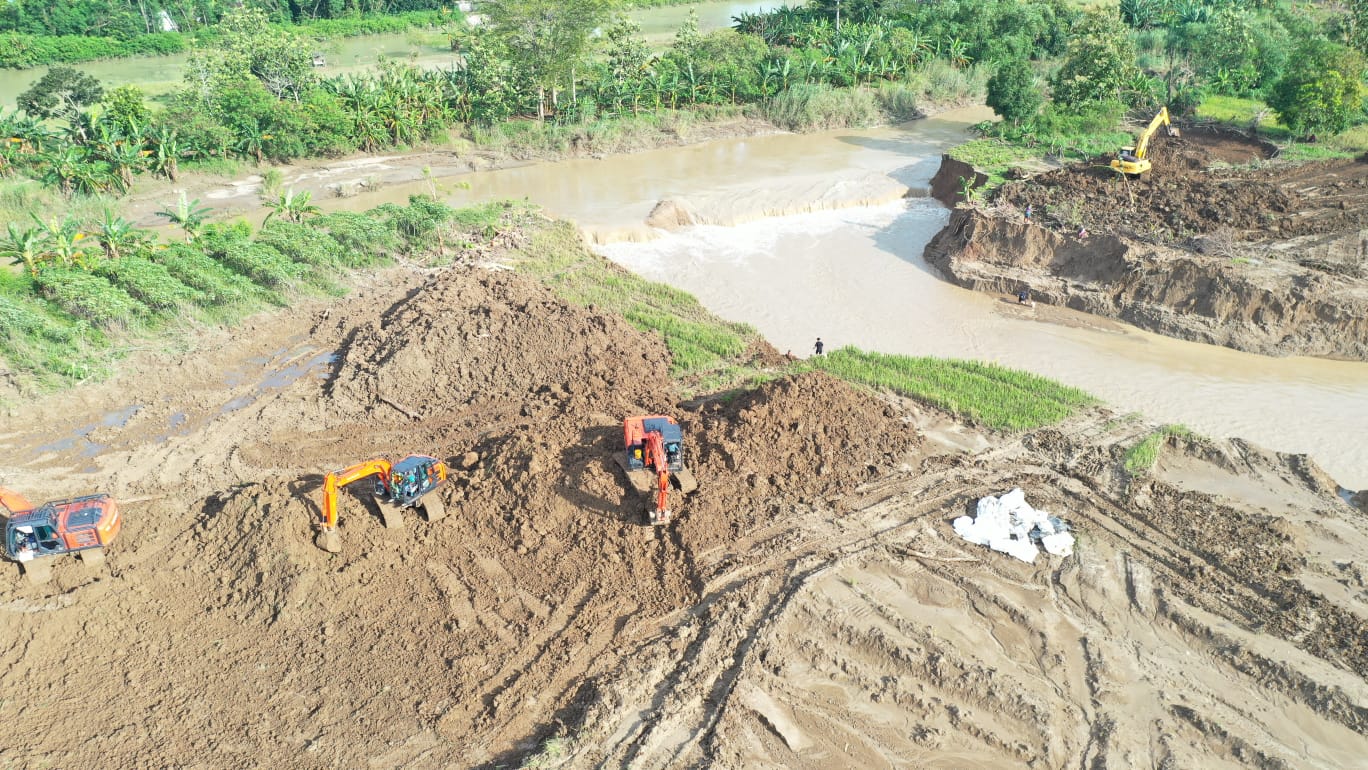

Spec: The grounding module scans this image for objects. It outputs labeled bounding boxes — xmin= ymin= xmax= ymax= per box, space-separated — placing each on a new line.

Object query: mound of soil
xmin=925 ymin=128 xmax=1368 ymax=359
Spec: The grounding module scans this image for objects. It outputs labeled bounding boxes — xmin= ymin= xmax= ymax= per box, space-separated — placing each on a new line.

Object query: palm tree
xmin=0 ymin=222 xmax=50 ymax=275
xmin=264 ymin=188 xmax=321 ymax=224
xmin=157 ymin=191 xmax=213 ymax=242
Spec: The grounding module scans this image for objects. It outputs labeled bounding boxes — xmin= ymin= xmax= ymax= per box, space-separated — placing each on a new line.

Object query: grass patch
xmin=761 ymin=83 xmax=882 ymax=131
xmin=504 ymin=218 xmax=758 ymax=379
xmin=520 ymin=735 xmax=569 ymax=769
xmin=808 ymin=346 xmax=1095 ymax=430
xmin=1123 ymin=424 xmax=1194 ymax=474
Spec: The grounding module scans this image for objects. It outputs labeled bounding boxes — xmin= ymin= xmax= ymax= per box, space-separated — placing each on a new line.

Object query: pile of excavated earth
xmin=1 ymin=217 xmax=1366 ymax=769
xmin=926 ymin=126 xmax=1368 ymax=360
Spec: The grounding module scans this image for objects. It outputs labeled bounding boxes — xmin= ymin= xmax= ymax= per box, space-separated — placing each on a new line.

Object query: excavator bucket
xmin=316 ymin=529 xmax=343 ymax=554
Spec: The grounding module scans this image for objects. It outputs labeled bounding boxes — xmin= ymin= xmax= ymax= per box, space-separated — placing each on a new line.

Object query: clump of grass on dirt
xmin=503 ymin=219 xmax=758 ymax=379
xmin=807 ymin=346 xmax=1096 ymax=430
xmin=1124 ymin=424 xmax=1194 ymax=474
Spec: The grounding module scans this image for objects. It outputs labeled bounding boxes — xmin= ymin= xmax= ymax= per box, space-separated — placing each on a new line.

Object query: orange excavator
xmin=2 ymin=486 xmax=121 ymax=583
xmin=316 ymin=454 xmax=448 ymax=553
xmin=616 ymin=415 xmax=698 ymax=525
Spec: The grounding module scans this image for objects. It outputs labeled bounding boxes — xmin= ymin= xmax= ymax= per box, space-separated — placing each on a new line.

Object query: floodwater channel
xmin=0 ymin=1 xmax=777 ymax=108
xmin=325 ymin=105 xmax=1368 ymax=489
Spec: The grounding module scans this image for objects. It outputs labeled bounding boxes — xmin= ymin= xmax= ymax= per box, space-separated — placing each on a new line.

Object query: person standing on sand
xmin=813 ymin=337 xmax=824 ymax=356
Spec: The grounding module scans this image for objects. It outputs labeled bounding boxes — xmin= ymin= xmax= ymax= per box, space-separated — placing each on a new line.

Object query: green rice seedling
xmin=812 ymin=347 xmax=1096 ymax=430
xmin=1124 ymin=424 xmax=1194 ymax=474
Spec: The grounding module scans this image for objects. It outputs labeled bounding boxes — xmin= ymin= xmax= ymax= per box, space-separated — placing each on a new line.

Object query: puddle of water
xmin=34 ymin=423 xmax=96 ymax=455
xmin=261 ymin=351 xmax=339 ymax=389
xmin=100 ymin=405 xmax=142 ymax=428
xmin=168 ymin=412 xmax=188 ymax=429
xmin=220 ymin=395 xmax=257 ymax=414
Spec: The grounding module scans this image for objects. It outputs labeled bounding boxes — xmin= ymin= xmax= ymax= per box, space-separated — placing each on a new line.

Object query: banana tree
xmin=33 ymin=215 xmax=92 ymax=269
xmin=149 ymin=127 xmax=184 ymax=182
xmin=0 ymin=222 xmax=50 ymax=275
xmin=93 ymin=209 xmax=148 ymax=260
xmin=157 ymin=192 xmax=213 ymax=242
xmin=263 ymin=188 xmax=320 ymax=224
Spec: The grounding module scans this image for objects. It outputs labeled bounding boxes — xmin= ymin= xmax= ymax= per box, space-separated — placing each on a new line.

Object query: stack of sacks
xmin=952 ymin=488 xmax=1075 ymax=563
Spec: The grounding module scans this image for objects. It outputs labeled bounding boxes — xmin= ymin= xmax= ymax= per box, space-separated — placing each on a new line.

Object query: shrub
xmin=151 ymin=243 xmax=258 ymax=306
xmin=33 ymin=267 xmax=147 ymax=327
xmin=93 ymin=257 xmax=203 ymax=310
xmin=311 ymin=212 xmax=397 ymax=265
xmin=256 ymin=221 xmax=342 ymax=268
xmin=210 ymin=241 xmax=306 ymax=287
xmin=761 ymin=83 xmax=881 ymax=131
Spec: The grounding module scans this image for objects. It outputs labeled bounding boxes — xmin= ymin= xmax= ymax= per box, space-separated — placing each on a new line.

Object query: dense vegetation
xmin=0 ymin=194 xmax=495 ymax=390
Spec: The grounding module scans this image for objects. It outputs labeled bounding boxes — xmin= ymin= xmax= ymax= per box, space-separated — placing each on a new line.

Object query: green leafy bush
xmin=33 ymin=267 xmax=147 ymax=327
xmin=256 ymin=221 xmax=343 ymax=268
xmin=151 ymin=244 xmax=258 ymax=306
xmin=93 ymin=256 xmax=203 ymax=310
xmin=210 ymin=241 xmax=305 ymax=287
xmin=311 ymin=212 xmax=397 ymax=265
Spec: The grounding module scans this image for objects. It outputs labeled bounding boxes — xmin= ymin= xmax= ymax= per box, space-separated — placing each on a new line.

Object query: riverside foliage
xmin=0 ymin=196 xmax=469 ymax=390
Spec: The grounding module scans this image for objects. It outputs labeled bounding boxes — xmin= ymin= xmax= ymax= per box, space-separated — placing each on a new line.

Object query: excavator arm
xmin=320 ymin=458 xmax=392 ymax=531
xmin=0 ymin=487 xmax=34 ymax=516
xmin=645 ymin=432 xmax=671 ymax=520
xmin=1133 ymin=106 xmax=1173 ymax=161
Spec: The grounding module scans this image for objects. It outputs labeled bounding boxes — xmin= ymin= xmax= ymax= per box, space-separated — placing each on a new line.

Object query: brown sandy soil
xmin=925 ymin=128 xmax=1368 ymax=360
xmin=1 ymin=223 xmax=1366 ymax=769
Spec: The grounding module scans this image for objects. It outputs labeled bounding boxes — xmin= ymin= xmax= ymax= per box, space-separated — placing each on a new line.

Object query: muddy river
xmin=325 ymin=106 xmax=1367 ymax=489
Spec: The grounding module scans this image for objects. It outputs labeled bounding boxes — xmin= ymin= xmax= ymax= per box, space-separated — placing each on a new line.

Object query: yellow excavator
xmin=1111 ymin=107 xmax=1179 ymax=177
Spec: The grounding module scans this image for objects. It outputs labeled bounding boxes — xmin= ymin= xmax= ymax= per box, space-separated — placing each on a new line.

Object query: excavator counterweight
xmin=316 ymin=454 xmax=448 ymax=553
xmin=617 ymin=415 xmax=698 ymax=525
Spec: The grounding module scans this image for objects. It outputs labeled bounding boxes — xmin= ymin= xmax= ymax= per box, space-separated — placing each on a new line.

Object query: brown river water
xmin=332 ymin=106 xmax=1367 ymax=489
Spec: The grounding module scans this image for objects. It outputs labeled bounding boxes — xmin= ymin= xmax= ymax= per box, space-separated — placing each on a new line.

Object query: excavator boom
xmin=0 ymin=486 xmax=35 ymax=516
xmin=645 ymin=431 xmax=672 ymax=519
xmin=320 ymin=458 xmax=393 ymax=530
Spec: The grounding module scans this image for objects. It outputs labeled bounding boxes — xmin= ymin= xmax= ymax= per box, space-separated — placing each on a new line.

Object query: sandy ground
xmin=1 ymin=212 xmax=1365 ymax=769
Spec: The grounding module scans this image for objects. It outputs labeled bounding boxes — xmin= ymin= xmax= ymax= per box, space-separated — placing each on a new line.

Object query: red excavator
xmin=617 ymin=415 xmax=698 ymax=525
xmin=2 ymin=486 xmax=121 ymax=583
xmin=316 ymin=454 xmax=448 ymax=553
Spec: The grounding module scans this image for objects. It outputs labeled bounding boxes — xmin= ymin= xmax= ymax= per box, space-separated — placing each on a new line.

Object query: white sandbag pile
xmin=952 ymin=488 xmax=1075 ymax=563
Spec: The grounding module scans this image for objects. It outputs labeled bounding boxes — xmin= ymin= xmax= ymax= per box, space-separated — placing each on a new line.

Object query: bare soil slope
xmin=926 ymin=128 xmax=1368 ymax=359
xmin=0 ymin=230 xmax=1365 ymax=769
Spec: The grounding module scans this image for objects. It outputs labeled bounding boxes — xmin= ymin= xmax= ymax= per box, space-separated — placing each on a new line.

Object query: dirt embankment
xmin=1 ymin=217 xmax=1366 ymax=769
xmin=924 ymin=129 xmax=1368 ymax=360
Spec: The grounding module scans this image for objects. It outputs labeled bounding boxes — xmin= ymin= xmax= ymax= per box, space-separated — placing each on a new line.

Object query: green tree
xmin=183 ymin=7 xmax=315 ymax=102
xmin=986 ymin=57 xmax=1043 ymax=125
xmin=1268 ymin=40 xmax=1368 ymax=138
xmin=1050 ymin=9 xmax=1137 ymax=109
xmin=482 ymin=0 xmax=613 ymax=117
xmin=17 ymin=65 xmax=105 ymax=121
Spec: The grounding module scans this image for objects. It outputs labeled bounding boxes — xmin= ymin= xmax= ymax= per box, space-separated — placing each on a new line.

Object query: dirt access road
xmin=927 ymin=127 xmax=1368 ymax=360
xmin=1 ymin=216 xmax=1366 ymax=768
